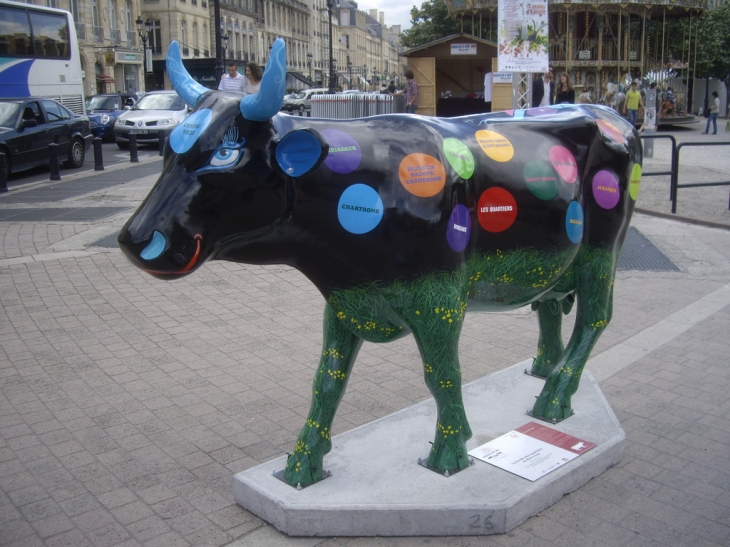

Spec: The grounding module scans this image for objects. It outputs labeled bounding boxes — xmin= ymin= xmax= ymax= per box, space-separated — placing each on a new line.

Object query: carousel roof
xmin=444 ymin=0 xmax=708 ymax=16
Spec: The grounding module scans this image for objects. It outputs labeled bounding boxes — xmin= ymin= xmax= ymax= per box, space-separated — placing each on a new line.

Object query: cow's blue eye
xmin=210 ymin=147 xmax=241 ymax=167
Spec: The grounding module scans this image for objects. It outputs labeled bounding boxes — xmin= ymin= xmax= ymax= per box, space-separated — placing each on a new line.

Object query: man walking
xmin=623 ymin=81 xmax=644 ymax=127
xmin=218 ymin=61 xmax=248 ymax=93
xmin=532 ymin=68 xmax=554 ymax=107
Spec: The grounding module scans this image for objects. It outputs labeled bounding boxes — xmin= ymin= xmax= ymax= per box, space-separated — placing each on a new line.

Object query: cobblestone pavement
xmin=0 ymin=123 xmax=729 ymax=547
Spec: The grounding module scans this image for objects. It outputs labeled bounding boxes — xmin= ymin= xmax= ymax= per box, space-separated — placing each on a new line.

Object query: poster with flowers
xmin=498 ymin=0 xmax=550 ymax=73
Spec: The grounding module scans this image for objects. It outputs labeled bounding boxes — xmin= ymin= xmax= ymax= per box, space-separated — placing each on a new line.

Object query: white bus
xmin=0 ymin=0 xmax=85 ymax=115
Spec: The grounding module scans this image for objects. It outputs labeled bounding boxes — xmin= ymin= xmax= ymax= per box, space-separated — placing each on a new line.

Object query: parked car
xmin=114 ymin=90 xmax=189 ymax=149
xmin=282 ymin=88 xmax=330 ymax=112
xmin=0 ymin=97 xmax=92 ymax=176
xmin=85 ymin=93 xmax=137 ymax=142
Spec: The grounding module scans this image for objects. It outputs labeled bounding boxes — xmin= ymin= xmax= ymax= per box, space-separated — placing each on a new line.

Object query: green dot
xmin=443 ymin=138 xmax=475 ymax=179
xmin=523 ymin=160 xmax=559 ymax=200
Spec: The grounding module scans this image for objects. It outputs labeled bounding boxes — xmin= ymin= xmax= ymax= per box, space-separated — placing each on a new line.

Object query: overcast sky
xmin=357 ymin=0 xmax=414 ymax=31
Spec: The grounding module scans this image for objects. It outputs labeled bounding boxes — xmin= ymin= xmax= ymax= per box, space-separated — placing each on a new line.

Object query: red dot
xmin=477 ymin=188 xmax=518 ymax=233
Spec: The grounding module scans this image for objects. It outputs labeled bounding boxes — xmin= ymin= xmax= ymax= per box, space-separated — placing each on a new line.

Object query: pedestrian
xmin=531 ymin=68 xmax=554 ymax=107
xmin=218 ymin=61 xmax=247 ymax=92
xmin=623 ymin=81 xmax=644 ymax=127
xmin=660 ymin=87 xmax=675 ymax=117
xmin=387 ymin=80 xmax=396 ymax=94
xmin=245 ymin=62 xmax=262 ymax=94
xmin=555 ymin=72 xmax=575 ymax=104
xmin=702 ymin=91 xmax=720 ymax=135
xmin=395 ymin=70 xmax=419 ymax=113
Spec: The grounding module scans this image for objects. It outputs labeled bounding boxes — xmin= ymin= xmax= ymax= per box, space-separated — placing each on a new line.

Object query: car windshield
xmin=0 ymin=102 xmax=21 ymax=127
xmin=86 ymin=96 xmax=122 ymax=110
xmin=294 ymin=93 xmax=305 ymax=99
xmin=133 ymin=94 xmax=186 ymax=111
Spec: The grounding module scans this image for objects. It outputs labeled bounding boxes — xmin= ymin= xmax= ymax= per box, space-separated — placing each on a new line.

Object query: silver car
xmin=114 ymin=90 xmax=189 ymax=148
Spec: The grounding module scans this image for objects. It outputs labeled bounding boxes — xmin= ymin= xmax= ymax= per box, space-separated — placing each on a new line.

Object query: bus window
xmin=0 ymin=6 xmax=31 ymax=56
xmin=29 ymin=11 xmax=69 ymax=59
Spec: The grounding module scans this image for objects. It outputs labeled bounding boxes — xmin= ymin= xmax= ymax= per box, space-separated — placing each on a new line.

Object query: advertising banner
xmin=498 ymin=0 xmax=550 ymax=73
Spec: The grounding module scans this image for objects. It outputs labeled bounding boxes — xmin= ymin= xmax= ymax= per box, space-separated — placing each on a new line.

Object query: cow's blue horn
xmin=240 ymin=38 xmax=286 ymax=122
xmin=167 ymin=41 xmax=208 ymax=107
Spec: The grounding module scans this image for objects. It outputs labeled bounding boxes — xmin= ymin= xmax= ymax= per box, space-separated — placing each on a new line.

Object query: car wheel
xmin=117 ymin=141 xmax=129 ymax=150
xmin=0 ymin=147 xmax=10 ymax=178
xmin=64 ymin=138 xmax=85 ymax=168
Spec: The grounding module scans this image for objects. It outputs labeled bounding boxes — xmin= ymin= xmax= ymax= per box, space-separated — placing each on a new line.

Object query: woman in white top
xmin=245 ymin=62 xmax=263 ymax=94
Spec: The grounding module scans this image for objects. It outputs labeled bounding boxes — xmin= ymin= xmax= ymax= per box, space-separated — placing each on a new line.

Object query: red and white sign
xmin=468 ymin=422 xmax=596 ymax=481
xmin=451 ymin=43 xmax=478 ymax=55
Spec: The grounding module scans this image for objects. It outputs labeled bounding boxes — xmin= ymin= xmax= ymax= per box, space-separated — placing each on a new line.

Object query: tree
xmin=695 ymin=3 xmax=730 ymax=114
xmin=401 ymin=0 xmax=461 ymax=49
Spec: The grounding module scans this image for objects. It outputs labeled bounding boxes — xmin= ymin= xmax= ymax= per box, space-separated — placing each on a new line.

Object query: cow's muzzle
xmin=118 ymin=230 xmax=204 ymax=278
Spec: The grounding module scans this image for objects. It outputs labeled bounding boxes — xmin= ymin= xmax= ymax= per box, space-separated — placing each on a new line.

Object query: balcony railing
xmin=93 ymin=26 xmax=104 ymax=43
xmin=202 ymin=0 xmax=207 ymax=6
xmin=76 ymin=22 xmax=86 ymax=41
xmin=204 ymin=49 xmax=209 ymax=56
xmin=127 ymin=31 xmax=136 ymax=46
xmin=192 ymin=0 xmax=197 ymax=4
xmin=151 ymin=45 xmax=162 ymax=54
xmin=110 ymin=28 xmax=121 ymax=45
xmin=194 ymin=48 xmax=199 ymax=57
xmin=182 ymin=47 xmax=189 ymax=55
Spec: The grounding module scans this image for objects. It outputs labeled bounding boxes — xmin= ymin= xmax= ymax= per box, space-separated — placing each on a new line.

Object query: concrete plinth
xmin=233 ymin=360 xmax=624 ymax=536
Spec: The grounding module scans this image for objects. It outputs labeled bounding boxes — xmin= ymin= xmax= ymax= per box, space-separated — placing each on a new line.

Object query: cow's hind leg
xmin=532 ymin=247 xmax=614 ymax=421
xmin=530 ymin=295 xmax=574 ymax=378
xmin=283 ymin=304 xmax=362 ymax=487
xmin=408 ymin=304 xmax=472 ymax=474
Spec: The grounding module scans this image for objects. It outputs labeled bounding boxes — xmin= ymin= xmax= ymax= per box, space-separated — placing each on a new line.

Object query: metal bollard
xmin=0 ymin=152 xmax=7 ymax=193
xmin=158 ymin=130 xmax=166 ymax=156
xmin=49 ymin=143 xmax=61 ymax=181
xmin=93 ymin=137 xmax=104 ymax=171
xmin=129 ymin=133 xmax=139 ymax=163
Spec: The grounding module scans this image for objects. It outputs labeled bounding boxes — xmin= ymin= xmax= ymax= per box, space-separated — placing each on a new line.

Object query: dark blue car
xmin=86 ymin=93 xmax=137 ymax=142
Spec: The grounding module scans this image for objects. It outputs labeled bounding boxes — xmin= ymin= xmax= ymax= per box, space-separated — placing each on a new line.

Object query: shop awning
xmin=95 ymin=74 xmax=116 ymax=83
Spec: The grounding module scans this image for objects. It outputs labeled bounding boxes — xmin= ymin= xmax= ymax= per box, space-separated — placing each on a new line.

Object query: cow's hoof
xmin=531 ymin=389 xmax=573 ymax=421
xmin=283 ymin=451 xmax=324 ymax=487
xmin=427 ymin=431 xmax=470 ymax=473
xmin=530 ymin=356 xmax=556 ymax=379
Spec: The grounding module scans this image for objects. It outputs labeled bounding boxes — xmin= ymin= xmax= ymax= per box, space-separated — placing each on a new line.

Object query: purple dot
xmin=592 ymin=170 xmax=620 ymax=209
xmin=447 ymin=204 xmax=471 ymax=252
xmin=322 ymin=129 xmax=362 ymax=174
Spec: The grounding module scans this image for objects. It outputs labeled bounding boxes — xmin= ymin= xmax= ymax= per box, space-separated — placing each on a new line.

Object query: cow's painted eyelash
xmin=222 ymin=127 xmax=239 ymax=144
xmin=209 ymin=146 xmax=242 ymax=167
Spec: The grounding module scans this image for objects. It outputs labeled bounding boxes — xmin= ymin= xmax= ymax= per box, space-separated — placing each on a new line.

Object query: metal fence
xmin=640 ymin=134 xmax=730 ymax=212
xmin=311 ymin=94 xmax=405 ymax=119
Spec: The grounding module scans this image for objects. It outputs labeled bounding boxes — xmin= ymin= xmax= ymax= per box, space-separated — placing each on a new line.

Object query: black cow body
xmin=119 ymin=40 xmax=642 ymax=486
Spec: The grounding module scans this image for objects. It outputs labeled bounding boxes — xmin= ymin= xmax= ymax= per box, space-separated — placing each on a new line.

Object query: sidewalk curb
xmin=634 ymin=207 xmax=730 ymax=231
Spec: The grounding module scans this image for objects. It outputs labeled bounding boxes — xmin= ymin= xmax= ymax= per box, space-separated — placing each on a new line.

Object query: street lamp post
xmin=347 ymin=61 xmax=352 ymax=90
xmin=213 ymin=0 xmax=223 ymax=85
xmin=325 ymin=0 xmax=338 ymax=93
xmin=136 ymin=16 xmax=153 ymax=92
xmin=307 ymin=53 xmax=313 ymax=82
xmin=221 ymin=34 xmax=229 ymax=69
xmin=362 ymin=65 xmax=367 ymax=92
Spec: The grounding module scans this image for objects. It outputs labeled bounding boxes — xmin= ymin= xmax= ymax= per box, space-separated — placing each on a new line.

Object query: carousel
xmin=442 ymin=0 xmax=708 ymax=123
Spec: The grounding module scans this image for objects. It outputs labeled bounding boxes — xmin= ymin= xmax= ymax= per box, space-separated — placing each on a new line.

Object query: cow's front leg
xmin=410 ymin=305 xmax=472 ymax=474
xmin=530 ymin=294 xmax=574 ymax=378
xmin=283 ymin=304 xmax=362 ymax=487
xmin=532 ymin=248 xmax=614 ymax=420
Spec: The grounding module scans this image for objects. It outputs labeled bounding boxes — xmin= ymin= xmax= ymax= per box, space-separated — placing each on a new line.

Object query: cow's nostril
xmin=140 ymin=230 xmax=167 ymax=260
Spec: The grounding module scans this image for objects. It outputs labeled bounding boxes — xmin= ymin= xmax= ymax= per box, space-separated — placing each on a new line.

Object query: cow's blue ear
xmin=274 ymin=129 xmax=327 ymax=178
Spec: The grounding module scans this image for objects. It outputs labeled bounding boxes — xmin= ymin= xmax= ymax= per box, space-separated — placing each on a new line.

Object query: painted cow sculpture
xmin=119 ymin=39 xmax=642 ymax=486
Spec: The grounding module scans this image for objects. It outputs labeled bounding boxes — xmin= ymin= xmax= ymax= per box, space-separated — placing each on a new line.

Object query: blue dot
xmin=338 ymin=184 xmax=383 ymax=235
xmin=565 ymin=201 xmax=584 ymax=244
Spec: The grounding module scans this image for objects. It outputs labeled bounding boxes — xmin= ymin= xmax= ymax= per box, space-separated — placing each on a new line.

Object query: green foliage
xmin=695 ymin=3 xmax=730 ymax=82
xmin=401 ymin=0 xmax=461 ymax=48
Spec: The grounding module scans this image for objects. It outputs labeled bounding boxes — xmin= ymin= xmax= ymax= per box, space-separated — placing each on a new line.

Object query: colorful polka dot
xmin=442 ymin=138 xmax=475 ymax=179
xmin=446 ymin=204 xmax=471 ymax=252
xmin=475 ymin=130 xmax=514 ymax=162
xmin=565 ymin=201 xmax=584 ymax=243
xmin=477 ymin=188 xmax=518 ymax=232
xmin=592 ymin=170 xmax=620 ymax=209
xmin=523 ymin=161 xmax=558 ymax=200
xmin=596 ymin=119 xmax=628 ymax=145
xmin=322 ymin=129 xmax=362 ymax=174
xmin=338 ymin=184 xmax=383 ymax=234
xmin=549 ymin=145 xmax=578 ymax=184
xmin=629 ymin=163 xmax=642 ymax=201
xmin=398 ymin=153 xmax=446 ymax=197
